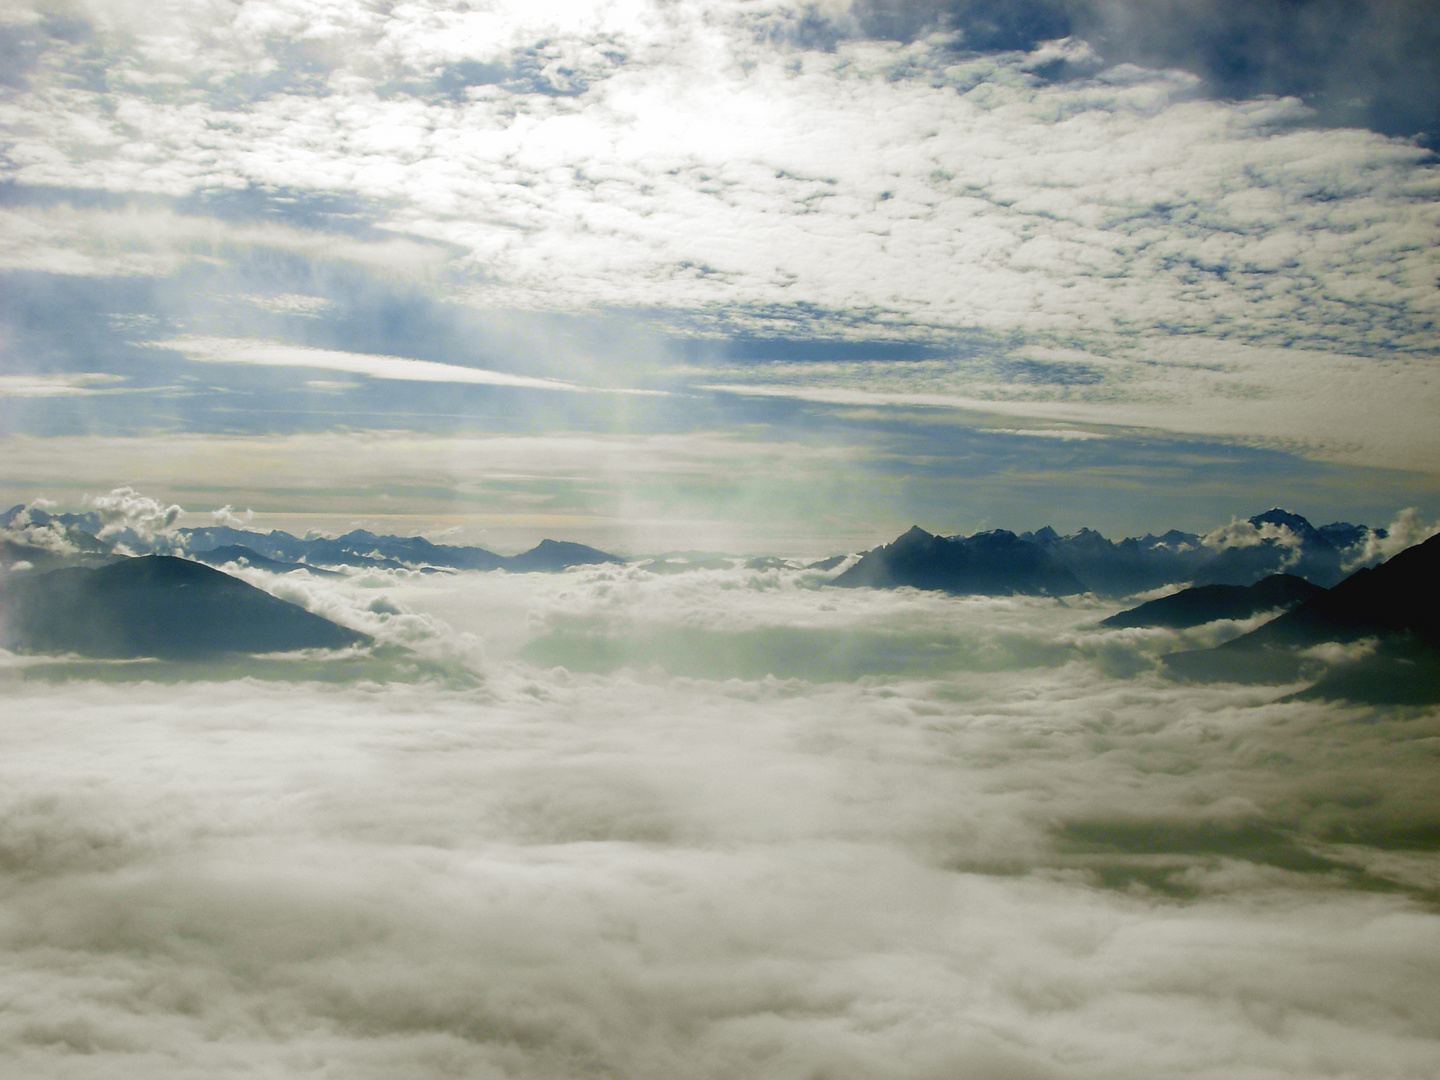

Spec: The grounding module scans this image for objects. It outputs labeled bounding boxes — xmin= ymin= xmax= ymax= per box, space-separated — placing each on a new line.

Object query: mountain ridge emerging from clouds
xmin=832 ymin=524 xmax=1085 ymax=596
xmin=833 ymin=509 xmax=1382 ymax=598
xmin=0 ymin=503 xmax=1400 ymax=599
xmin=1101 ymin=574 xmax=1325 ymax=630
xmin=0 ymin=506 xmax=629 ymax=576
xmin=0 ymin=555 xmax=370 ymax=659
xmin=1163 ymin=531 xmax=1440 ymax=703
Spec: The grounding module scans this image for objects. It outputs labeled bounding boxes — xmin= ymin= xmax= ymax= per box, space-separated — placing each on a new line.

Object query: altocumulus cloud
xmin=3 ymin=0 xmax=1438 ymax=474
xmin=3 ymin=0 xmax=1437 ymax=353
xmin=1 ymin=561 xmax=1437 ymax=1077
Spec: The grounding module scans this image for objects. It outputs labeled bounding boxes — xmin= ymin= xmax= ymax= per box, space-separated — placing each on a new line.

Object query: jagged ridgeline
xmin=0 ymin=505 xmax=629 ymax=575
xmin=833 ymin=510 xmax=1378 ymax=597
xmin=0 ymin=503 xmax=1394 ymax=597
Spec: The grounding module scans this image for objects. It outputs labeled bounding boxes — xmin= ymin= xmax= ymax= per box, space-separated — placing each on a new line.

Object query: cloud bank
xmin=1 ymin=560 xmax=1437 ymax=1076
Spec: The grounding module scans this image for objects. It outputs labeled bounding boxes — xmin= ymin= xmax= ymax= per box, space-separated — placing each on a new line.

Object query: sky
xmin=1 ymin=0 xmax=1439 ymax=552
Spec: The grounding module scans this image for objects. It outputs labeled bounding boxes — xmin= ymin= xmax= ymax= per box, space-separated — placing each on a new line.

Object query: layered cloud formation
xmin=2 ymin=0 xmax=1438 ymax=535
xmin=3 ymin=559 xmax=1438 ymax=1076
xmin=4 ymin=0 xmax=1436 ymax=353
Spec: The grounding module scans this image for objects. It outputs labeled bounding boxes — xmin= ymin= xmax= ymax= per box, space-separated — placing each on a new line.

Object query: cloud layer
xmin=2 ymin=0 xmax=1437 ymax=490
xmin=2 ymin=0 xmax=1436 ymax=357
xmin=1 ymin=561 xmax=1438 ymax=1076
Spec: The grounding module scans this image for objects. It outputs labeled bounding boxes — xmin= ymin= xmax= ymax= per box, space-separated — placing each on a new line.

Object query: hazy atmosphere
xmin=2 ymin=0 xmax=1439 ymax=1076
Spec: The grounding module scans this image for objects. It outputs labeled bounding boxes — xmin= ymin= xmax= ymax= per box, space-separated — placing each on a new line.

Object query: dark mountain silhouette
xmin=1020 ymin=526 xmax=1212 ymax=595
xmin=832 ymin=509 xmax=1380 ymax=598
xmin=1163 ymin=532 xmax=1440 ymax=701
xmin=504 ymin=539 xmax=626 ymax=573
xmin=0 ymin=500 xmax=1390 ymax=590
xmin=1209 ymin=532 xmax=1439 ymax=650
xmin=833 ymin=526 xmax=1085 ymax=596
xmin=1101 ymin=574 xmax=1324 ymax=630
xmin=0 ymin=556 xmax=369 ymax=658
xmin=178 ymin=526 xmax=508 ymax=571
xmin=1 ymin=503 xmax=117 ymax=570
xmin=1188 ymin=508 xmax=1372 ymax=588
xmin=1286 ymin=652 xmax=1440 ymax=706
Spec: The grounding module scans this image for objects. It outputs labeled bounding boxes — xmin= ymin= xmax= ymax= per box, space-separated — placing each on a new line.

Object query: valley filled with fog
xmin=3 ymin=561 xmax=1437 ymax=1078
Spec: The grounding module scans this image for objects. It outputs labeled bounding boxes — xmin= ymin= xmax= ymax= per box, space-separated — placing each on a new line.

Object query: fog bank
xmin=1 ymin=564 xmax=1436 ymax=1077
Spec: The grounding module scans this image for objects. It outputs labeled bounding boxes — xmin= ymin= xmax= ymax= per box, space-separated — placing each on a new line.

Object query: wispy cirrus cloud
xmin=150 ymin=335 xmax=664 ymax=395
xmin=0 ymin=372 xmax=126 ymax=397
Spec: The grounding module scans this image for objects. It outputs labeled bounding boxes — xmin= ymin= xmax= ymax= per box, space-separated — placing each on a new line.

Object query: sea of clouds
xmin=2 ymin=561 xmax=1438 ymax=1077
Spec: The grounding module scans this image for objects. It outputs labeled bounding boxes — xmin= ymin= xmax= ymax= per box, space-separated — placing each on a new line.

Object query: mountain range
xmin=1 ymin=502 xmax=1434 ymax=701
xmin=0 ymin=507 xmax=627 ymax=575
xmin=832 ymin=509 xmax=1380 ymax=598
xmin=0 ymin=505 xmax=1385 ymax=597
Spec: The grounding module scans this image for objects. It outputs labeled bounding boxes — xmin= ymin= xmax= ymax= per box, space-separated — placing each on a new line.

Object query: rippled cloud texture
xmin=3 ymin=562 xmax=1438 ymax=1077
xmin=2 ymin=0 xmax=1439 ymax=509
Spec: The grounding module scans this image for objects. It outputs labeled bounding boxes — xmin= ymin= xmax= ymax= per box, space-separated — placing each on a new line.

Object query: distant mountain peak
xmin=1248 ymin=508 xmax=1320 ymax=540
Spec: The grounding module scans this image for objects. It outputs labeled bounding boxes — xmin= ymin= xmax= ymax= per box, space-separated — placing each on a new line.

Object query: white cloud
xmin=83 ymin=485 xmax=183 ymax=540
xmin=1202 ymin=517 xmax=1303 ymax=551
xmin=1344 ymin=507 xmax=1440 ymax=569
xmin=153 ymin=335 xmax=597 ymax=392
xmin=0 ymin=510 xmax=81 ymax=557
xmin=2 ymin=1 xmax=1438 ymax=468
xmin=148 ymin=335 xmax=668 ymax=395
xmin=977 ymin=427 xmax=1110 ymax=441
xmin=0 ymin=563 xmax=1437 ymax=1076
xmin=0 ymin=204 xmax=450 ymax=278
xmin=3 ymin=1 xmax=1436 ymax=358
xmin=210 ymin=504 xmax=255 ymax=528
xmin=0 ymin=373 xmax=128 ymax=397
